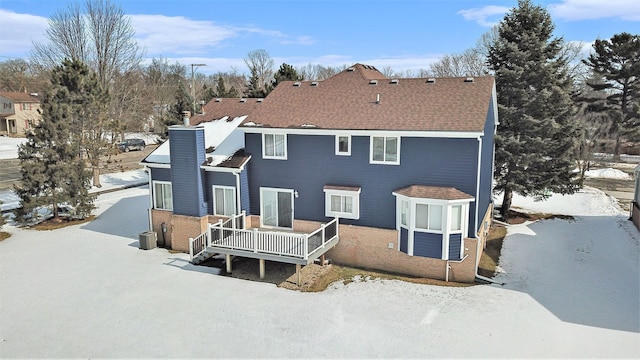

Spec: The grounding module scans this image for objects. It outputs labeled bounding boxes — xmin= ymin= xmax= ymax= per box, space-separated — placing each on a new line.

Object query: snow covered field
xmin=0 ymin=182 xmax=638 ymax=358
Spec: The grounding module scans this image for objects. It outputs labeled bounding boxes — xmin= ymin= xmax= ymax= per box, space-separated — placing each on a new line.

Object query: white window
xmin=213 ymin=186 xmax=236 ymax=216
xmin=370 ymin=136 xmax=400 ymax=164
xmin=451 ymin=205 xmax=462 ymax=231
xmin=153 ymin=181 xmax=173 ymax=211
xmin=335 ymin=135 xmax=351 ymax=156
xmin=415 ymin=204 xmax=443 ymax=231
xmin=263 ymin=133 xmax=287 ymax=159
xmin=400 ymin=200 xmax=409 ymax=226
xmin=324 ymin=186 xmax=361 ymax=220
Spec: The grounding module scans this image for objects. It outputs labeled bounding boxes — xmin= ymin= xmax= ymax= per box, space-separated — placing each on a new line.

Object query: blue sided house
xmin=141 ymin=64 xmax=498 ymax=283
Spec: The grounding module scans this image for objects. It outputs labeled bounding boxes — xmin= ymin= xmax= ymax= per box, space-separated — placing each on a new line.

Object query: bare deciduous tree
xmin=244 ymin=49 xmax=274 ymax=95
xmin=30 ymin=0 xmax=144 ymax=187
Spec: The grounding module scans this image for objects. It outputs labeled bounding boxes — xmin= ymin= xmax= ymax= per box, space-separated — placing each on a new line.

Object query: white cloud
xmin=548 ymin=0 xmax=640 ymax=21
xmin=131 ymin=15 xmax=238 ymax=56
xmin=457 ymin=5 xmax=510 ymax=27
xmin=131 ymin=15 xmax=315 ymax=56
xmin=0 ymin=9 xmax=48 ymax=59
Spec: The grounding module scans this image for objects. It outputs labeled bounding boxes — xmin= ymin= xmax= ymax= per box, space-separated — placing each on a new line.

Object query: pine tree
xmin=164 ymin=82 xmax=191 ymax=135
xmin=489 ymin=0 xmax=581 ymax=220
xmin=271 ymin=63 xmax=303 ymax=89
xmin=210 ymin=76 xmax=238 ymax=98
xmin=14 ymin=59 xmax=96 ymax=223
xmin=245 ymin=67 xmax=266 ymax=98
xmin=582 ymin=32 xmax=640 ymax=156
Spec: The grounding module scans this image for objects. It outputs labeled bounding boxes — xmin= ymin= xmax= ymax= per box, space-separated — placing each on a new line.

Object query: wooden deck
xmin=190 ymin=212 xmax=339 ymax=266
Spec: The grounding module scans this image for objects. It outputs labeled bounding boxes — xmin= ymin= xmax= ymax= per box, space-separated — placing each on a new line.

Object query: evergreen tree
xmin=210 ymin=76 xmax=238 ymax=98
xmin=14 ymin=60 xmax=96 ymax=222
xmin=489 ymin=0 xmax=580 ymax=219
xmin=245 ymin=67 xmax=266 ymax=98
xmin=582 ymin=32 xmax=640 ymax=155
xmin=164 ymin=82 xmax=191 ymax=135
xmin=271 ymin=63 xmax=303 ymax=89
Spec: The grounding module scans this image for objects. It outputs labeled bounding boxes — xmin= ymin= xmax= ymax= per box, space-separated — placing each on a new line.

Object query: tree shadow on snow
xmin=494 ymin=215 xmax=640 ymax=333
xmin=81 ymin=195 xmax=149 ymax=240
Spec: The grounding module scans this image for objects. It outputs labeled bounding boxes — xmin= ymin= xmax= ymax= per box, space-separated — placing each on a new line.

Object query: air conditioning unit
xmin=139 ymin=231 xmax=157 ymax=250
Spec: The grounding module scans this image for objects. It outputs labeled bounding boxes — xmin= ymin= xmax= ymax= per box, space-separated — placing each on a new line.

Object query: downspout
xmin=234 ymin=172 xmax=241 ymax=214
xmin=446 ymin=254 xmax=468 ymax=282
xmin=146 ymin=166 xmax=153 ymax=231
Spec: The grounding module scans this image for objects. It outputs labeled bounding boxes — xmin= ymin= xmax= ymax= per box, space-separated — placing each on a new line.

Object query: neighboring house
xmin=0 ymin=92 xmax=41 ymax=136
xmin=142 ymin=64 xmax=498 ymax=283
xmin=632 ymin=165 xmax=640 ymax=231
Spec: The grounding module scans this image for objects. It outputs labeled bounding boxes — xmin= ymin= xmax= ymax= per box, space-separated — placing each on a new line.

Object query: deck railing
xmin=189 ymin=212 xmax=339 ymax=263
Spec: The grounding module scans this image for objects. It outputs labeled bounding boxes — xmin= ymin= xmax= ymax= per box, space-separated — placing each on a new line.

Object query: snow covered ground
xmin=0 ymin=137 xmax=25 ymax=160
xmin=0 ymin=181 xmax=638 ymax=358
xmin=585 ymin=167 xmax=632 ymax=180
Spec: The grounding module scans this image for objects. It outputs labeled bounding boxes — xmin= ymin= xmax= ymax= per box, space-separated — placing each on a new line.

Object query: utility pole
xmin=190 ymin=63 xmax=206 ymax=114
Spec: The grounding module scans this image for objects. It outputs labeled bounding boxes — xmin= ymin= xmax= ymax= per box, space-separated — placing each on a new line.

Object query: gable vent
xmin=311 ymin=81 xmax=319 ymax=87
xmin=293 ymin=81 xmax=301 ymax=87
xmin=426 ymin=78 xmax=436 ymax=84
xmin=464 ymin=77 xmax=474 ymax=83
xmin=369 ymin=80 xmax=378 ymax=85
xmin=390 ymin=79 xmax=399 ymax=84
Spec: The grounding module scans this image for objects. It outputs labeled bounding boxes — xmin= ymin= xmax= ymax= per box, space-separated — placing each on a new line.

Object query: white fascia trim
xmin=201 ymin=166 xmax=241 ymax=174
xmin=140 ymin=162 xmax=171 ymax=169
xmin=391 ymin=193 xmax=475 ymax=205
xmin=243 ymin=127 xmax=484 ymax=139
xmin=168 ymin=124 xmax=205 ymax=131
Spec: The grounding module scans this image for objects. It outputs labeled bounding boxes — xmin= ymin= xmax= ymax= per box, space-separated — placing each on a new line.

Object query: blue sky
xmin=0 ymin=0 xmax=638 ymax=75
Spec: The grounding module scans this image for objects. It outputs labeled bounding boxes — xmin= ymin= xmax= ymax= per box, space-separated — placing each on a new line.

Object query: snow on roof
xmin=142 ymin=116 xmax=246 ymax=166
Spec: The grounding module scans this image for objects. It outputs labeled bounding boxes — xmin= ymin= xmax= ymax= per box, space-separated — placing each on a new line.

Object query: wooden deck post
xmin=296 ymin=264 xmax=301 ymax=286
xmin=259 ymin=259 xmax=265 ymax=280
xmin=226 ymin=254 xmax=232 ymax=273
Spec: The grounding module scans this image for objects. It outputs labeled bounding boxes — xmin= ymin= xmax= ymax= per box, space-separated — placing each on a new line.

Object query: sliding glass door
xmin=260 ymin=188 xmax=293 ymax=228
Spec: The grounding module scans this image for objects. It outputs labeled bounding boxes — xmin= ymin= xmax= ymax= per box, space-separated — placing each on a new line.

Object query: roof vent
xmin=347 ymin=67 xmax=355 ymax=72
xmin=426 ymin=78 xmax=436 ymax=83
xmin=293 ymin=81 xmax=301 ymax=87
xmin=257 ymin=98 xmax=263 ymax=102
xmin=240 ymin=98 xmax=247 ymax=102
xmin=369 ymin=80 xmax=378 ymax=85
xmin=464 ymin=77 xmax=474 ymax=83
xmin=390 ymin=79 xmax=399 ymax=84
xmin=215 ymin=98 xmax=222 ymax=102
xmin=311 ymin=81 xmax=319 ymax=87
